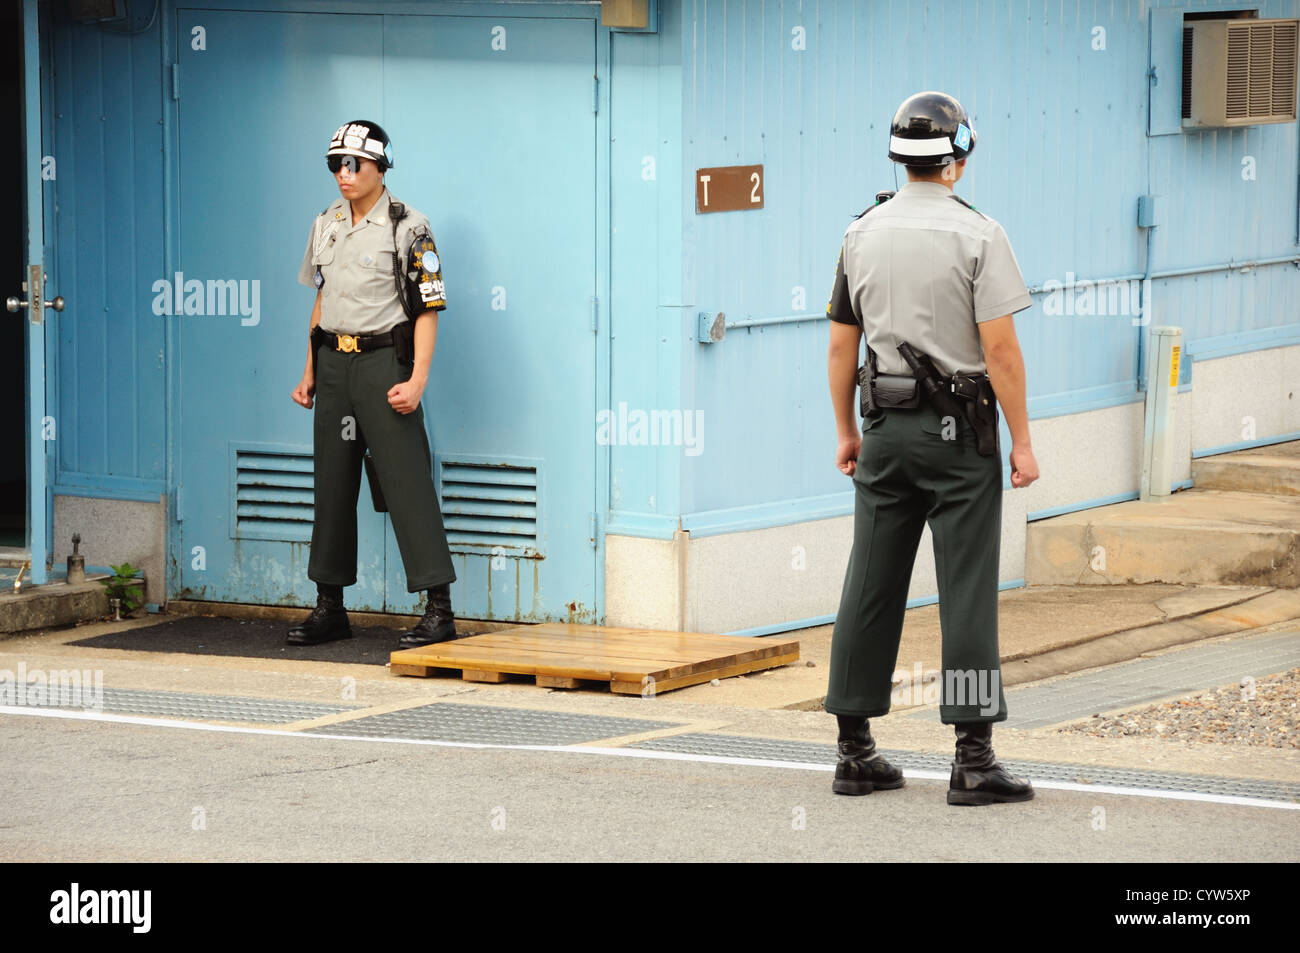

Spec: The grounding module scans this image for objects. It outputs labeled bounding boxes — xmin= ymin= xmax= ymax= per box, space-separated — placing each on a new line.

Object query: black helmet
xmin=326 ymin=120 xmax=395 ymax=171
xmin=887 ymin=92 xmax=976 ymax=167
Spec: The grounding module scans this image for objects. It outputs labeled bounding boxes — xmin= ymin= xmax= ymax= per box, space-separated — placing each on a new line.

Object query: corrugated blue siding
xmin=608 ymin=11 xmax=688 ymax=530
xmin=679 ymin=0 xmax=1299 ymax=516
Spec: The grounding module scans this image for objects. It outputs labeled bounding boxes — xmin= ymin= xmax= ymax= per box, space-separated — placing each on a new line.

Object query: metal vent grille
xmin=1182 ymin=27 xmax=1194 ymax=119
xmin=231 ymin=446 xmax=314 ymax=541
xmin=1227 ymin=20 xmax=1297 ymax=118
xmin=439 ymin=459 xmax=540 ymax=555
xmin=1226 ymin=25 xmax=1249 ymax=118
xmin=1272 ymin=21 xmax=1299 ymax=115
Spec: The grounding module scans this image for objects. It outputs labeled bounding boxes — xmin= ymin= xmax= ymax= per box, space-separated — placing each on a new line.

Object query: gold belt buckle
xmin=336 ymin=333 xmax=360 ymax=353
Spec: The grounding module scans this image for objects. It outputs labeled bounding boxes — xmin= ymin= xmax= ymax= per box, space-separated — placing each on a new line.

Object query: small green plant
xmin=102 ymin=562 xmax=145 ymax=615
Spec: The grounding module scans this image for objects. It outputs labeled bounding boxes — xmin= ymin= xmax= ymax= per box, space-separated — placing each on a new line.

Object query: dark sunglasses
xmin=326 ymin=154 xmax=364 ymax=174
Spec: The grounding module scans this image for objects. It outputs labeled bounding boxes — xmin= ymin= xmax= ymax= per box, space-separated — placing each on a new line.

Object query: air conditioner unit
xmin=1183 ymin=17 xmax=1298 ymax=127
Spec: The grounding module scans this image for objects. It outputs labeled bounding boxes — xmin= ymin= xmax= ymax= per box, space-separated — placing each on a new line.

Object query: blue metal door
xmin=16 ymin=0 xmax=49 ymax=586
xmin=173 ymin=8 xmax=598 ymax=622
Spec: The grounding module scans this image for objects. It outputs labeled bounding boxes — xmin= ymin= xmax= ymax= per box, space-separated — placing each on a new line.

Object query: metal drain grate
xmin=627 ymin=733 xmax=1300 ymax=803
xmin=14 ymin=687 xmax=359 ymax=724
xmin=311 ymin=702 xmax=677 ymax=746
xmin=906 ymin=629 xmax=1300 ymax=729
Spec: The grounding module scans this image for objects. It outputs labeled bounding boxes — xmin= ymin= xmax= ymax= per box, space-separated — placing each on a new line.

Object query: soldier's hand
xmin=1009 ymin=445 xmax=1039 ymax=488
xmin=836 ymin=435 xmax=862 ymax=476
xmin=291 ymin=374 xmax=315 ymax=409
xmin=387 ymin=379 xmax=424 ymax=415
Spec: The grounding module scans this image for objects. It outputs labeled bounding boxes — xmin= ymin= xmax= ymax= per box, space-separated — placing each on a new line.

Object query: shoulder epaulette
xmin=950 ymin=193 xmax=987 ymax=219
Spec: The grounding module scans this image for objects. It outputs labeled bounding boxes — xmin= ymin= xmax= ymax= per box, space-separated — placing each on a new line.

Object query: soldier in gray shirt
xmin=824 ymin=92 xmax=1040 ymax=806
xmin=287 ymin=120 xmax=459 ymax=650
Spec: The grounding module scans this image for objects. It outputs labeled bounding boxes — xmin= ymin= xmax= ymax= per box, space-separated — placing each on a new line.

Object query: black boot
xmin=947 ymin=721 xmax=1034 ymax=805
xmin=286 ymin=584 xmax=352 ymax=646
xmin=832 ymin=715 xmax=905 ymax=796
xmin=398 ymin=582 xmax=458 ymax=648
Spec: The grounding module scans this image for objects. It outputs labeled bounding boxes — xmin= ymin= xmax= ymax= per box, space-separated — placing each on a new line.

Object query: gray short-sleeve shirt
xmin=825 ymin=181 xmax=1032 ymax=377
xmin=298 ymin=187 xmax=446 ymax=336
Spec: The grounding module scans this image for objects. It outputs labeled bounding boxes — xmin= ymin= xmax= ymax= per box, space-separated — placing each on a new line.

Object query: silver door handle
xmin=6 ymin=295 xmax=64 ymax=313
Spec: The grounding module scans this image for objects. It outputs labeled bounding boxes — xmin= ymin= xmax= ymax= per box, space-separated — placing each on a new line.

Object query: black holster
xmin=310 ymin=326 xmax=324 ymax=375
xmin=897 ymin=342 xmax=999 ymax=457
xmin=392 ymin=319 xmax=415 ymax=366
xmin=959 ymin=376 xmax=999 ymax=458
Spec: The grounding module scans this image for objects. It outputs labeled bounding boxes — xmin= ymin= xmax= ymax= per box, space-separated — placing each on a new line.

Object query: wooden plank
xmin=407 ymin=647 xmax=748 ymax=684
xmin=430 ymin=638 xmax=791 ymax=669
xmin=516 ymin=625 xmax=794 ymax=651
xmin=390 ymin=662 xmax=435 ymax=677
xmin=456 ymin=629 xmax=800 ymax=655
xmin=485 ymin=623 xmax=787 ymax=649
xmin=406 ymin=634 xmax=799 ymax=671
xmin=462 ymin=669 xmax=509 ymax=683
xmin=535 ymin=675 xmax=583 ymax=689
xmin=611 ymin=651 xmax=801 ymax=694
xmin=391 ymin=641 xmax=799 ymax=684
xmin=395 ymin=650 xmax=619 ymax=681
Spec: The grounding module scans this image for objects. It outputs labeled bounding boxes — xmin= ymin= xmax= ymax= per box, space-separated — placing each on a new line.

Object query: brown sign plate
xmin=696 ymin=164 xmax=764 ymax=213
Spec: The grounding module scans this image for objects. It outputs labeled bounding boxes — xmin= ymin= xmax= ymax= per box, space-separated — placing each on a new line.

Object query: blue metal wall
xmin=39 ymin=0 xmax=1300 ymax=597
xmin=676 ymin=0 xmax=1300 ymax=523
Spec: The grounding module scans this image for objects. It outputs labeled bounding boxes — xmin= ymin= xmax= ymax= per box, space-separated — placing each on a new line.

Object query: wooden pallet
xmin=389 ymin=623 xmax=800 ymax=694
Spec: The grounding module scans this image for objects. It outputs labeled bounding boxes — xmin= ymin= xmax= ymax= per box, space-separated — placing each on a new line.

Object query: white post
xmin=1140 ymin=326 xmax=1182 ymax=501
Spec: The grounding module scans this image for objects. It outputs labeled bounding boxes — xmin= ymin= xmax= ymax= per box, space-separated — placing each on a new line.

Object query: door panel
xmin=381 ymin=15 xmax=597 ymax=620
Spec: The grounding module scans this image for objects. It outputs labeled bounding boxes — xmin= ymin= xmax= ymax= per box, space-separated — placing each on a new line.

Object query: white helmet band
xmin=889 ymin=134 xmax=954 ymax=157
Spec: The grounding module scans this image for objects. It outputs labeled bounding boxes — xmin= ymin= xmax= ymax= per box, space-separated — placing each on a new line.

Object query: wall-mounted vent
xmin=1184 ymin=18 xmax=1299 ymax=127
xmin=231 ymin=446 xmax=314 ymax=542
xmin=438 ymin=459 xmax=541 ymax=556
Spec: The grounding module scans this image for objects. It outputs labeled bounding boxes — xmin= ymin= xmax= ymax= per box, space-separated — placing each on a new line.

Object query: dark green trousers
xmin=825 ymin=402 xmax=1007 ymax=723
xmin=308 ymin=343 xmax=456 ymax=592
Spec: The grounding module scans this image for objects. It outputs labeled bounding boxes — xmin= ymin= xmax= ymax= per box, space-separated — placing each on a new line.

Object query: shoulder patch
xmin=950 ymin=193 xmax=987 ymax=220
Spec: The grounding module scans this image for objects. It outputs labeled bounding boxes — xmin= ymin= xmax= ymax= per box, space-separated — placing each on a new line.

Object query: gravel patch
xmin=1056 ymin=669 xmax=1299 ymax=748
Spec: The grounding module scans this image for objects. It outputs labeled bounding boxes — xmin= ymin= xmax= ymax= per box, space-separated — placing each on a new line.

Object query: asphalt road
xmin=1 ymin=714 xmax=1295 ymax=863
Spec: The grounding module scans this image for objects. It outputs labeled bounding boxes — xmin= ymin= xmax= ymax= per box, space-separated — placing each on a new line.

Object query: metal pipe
xmin=725 ymin=313 xmax=825 ymax=330
xmin=715 ymin=255 xmax=1299 ymax=332
xmin=161 ymin=2 xmax=178 ymax=592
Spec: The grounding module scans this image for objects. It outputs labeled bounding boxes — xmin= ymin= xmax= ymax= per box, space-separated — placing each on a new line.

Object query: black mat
xmin=68 ymin=615 xmax=425 ymax=666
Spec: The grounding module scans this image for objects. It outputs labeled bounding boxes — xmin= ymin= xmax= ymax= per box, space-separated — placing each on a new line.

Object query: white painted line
xmin=3 ymin=705 xmax=1297 ymax=811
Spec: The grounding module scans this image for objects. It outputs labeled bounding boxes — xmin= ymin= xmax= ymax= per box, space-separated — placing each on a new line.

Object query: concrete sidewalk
xmin=7 ymin=582 xmax=1299 ymax=715
xmin=4 ymin=583 xmax=1300 ymax=790
xmin=669 ymin=582 xmax=1300 ymax=710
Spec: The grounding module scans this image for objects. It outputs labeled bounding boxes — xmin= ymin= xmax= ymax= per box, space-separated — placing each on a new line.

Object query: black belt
xmin=314 ymin=328 xmax=396 ymax=354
